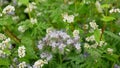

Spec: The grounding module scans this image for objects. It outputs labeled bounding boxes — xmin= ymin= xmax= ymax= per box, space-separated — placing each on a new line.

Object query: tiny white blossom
xmin=0 ymin=33 xmax=6 ymax=40
xmin=46 ymin=27 xmax=54 ymax=33
xmin=99 ymin=41 xmax=105 ymax=47
xmin=18 ymin=61 xmax=27 ymax=68
xmin=2 ymin=5 xmax=15 ymax=14
xmin=33 ymin=59 xmax=48 ymax=68
xmin=62 ymin=13 xmax=75 ymax=23
xmin=30 ymin=18 xmax=37 ymax=24
xmin=83 ymin=24 xmax=89 ymax=29
xmin=84 ymin=43 xmax=90 ymax=49
xmin=24 ymin=2 xmax=37 ymax=13
xmin=18 ymin=26 xmax=26 ymax=33
xmin=95 ymin=1 xmax=103 ymax=13
xmin=119 ymin=32 xmax=120 ymax=36
xmin=0 ymin=13 xmax=2 ymax=17
xmin=73 ymin=30 xmax=79 ymax=37
xmin=109 ymin=8 xmax=120 ymax=13
xmin=0 ymin=50 xmax=5 ymax=57
xmin=18 ymin=46 xmax=26 ymax=58
xmin=89 ymin=20 xmax=98 ymax=30
xmin=107 ymin=48 xmax=113 ymax=54
xmin=86 ymin=35 xmax=95 ymax=42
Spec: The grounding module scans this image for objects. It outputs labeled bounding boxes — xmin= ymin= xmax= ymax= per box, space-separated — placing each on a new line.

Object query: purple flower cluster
xmin=37 ymin=29 xmax=81 ymax=53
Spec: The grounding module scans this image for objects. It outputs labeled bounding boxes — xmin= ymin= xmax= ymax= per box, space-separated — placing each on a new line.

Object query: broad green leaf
xmin=19 ymin=0 xmax=29 ymax=5
xmin=101 ymin=16 xmax=115 ymax=22
xmin=101 ymin=4 xmax=110 ymax=9
xmin=94 ymin=29 xmax=101 ymax=42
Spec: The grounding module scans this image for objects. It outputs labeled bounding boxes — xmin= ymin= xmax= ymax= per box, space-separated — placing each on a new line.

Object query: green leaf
xmin=0 ymin=58 xmax=10 ymax=66
xmin=102 ymin=54 xmax=119 ymax=62
xmin=94 ymin=29 xmax=101 ymax=42
xmin=19 ymin=0 xmax=29 ymax=5
xmin=21 ymin=35 xmax=37 ymax=60
xmin=104 ymin=31 xmax=120 ymax=41
xmin=101 ymin=4 xmax=110 ymax=9
xmin=101 ymin=16 xmax=115 ymax=22
xmin=3 ymin=49 xmax=11 ymax=55
xmin=0 ymin=16 xmax=14 ymax=25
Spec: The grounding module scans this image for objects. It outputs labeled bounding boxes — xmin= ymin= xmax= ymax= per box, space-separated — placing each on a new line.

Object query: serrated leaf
xmin=101 ymin=16 xmax=115 ymax=22
xmin=0 ymin=16 xmax=14 ymax=25
xmin=102 ymin=54 xmax=119 ymax=62
xmin=0 ymin=58 xmax=10 ymax=66
xmin=21 ymin=35 xmax=37 ymax=59
xmin=104 ymin=31 xmax=120 ymax=41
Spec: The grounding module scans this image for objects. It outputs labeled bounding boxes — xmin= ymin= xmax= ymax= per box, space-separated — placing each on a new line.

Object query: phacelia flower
xmin=18 ymin=46 xmax=26 ymax=58
xmin=2 ymin=5 xmax=15 ymax=15
xmin=40 ymin=52 xmax=52 ymax=61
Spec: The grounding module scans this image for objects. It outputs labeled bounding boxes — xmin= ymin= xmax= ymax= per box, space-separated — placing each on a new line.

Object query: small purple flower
xmin=40 ymin=52 xmax=52 ymax=61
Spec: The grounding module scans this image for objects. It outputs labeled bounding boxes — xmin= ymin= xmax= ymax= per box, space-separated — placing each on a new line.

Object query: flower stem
xmin=3 ymin=26 xmax=21 ymax=44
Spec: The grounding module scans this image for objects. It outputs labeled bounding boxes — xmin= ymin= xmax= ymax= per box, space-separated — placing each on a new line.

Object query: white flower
xmin=24 ymin=2 xmax=37 ymax=13
xmin=30 ymin=18 xmax=37 ymax=24
xmin=99 ymin=41 xmax=105 ymax=47
xmin=62 ymin=13 xmax=75 ymax=23
xmin=12 ymin=16 xmax=19 ymax=21
xmin=2 ymin=5 xmax=15 ymax=14
xmin=86 ymin=35 xmax=95 ymax=42
xmin=18 ymin=62 xmax=27 ymax=68
xmin=0 ymin=33 xmax=6 ymax=40
xmin=46 ymin=27 xmax=54 ymax=33
xmin=18 ymin=46 xmax=26 ymax=58
xmin=84 ymin=43 xmax=90 ymax=49
xmin=73 ymin=30 xmax=79 ymax=37
xmin=74 ymin=43 xmax=81 ymax=50
xmin=107 ymin=48 xmax=113 ymax=54
xmin=0 ymin=13 xmax=2 ymax=17
xmin=109 ymin=8 xmax=120 ymax=13
xmin=18 ymin=26 xmax=26 ymax=33
xmin=89 ymin=20 xmax=98 ymax=30
xmin=95 ymin=1 xmax=103 ymax=13
xmin=119 ymin=32 xmax=120 ymax=36
xmin=33 ymin=59 xmax=48 ymax=68
xmin=0 ymin=50 xmax=5 ymax=57
xmin=83 ymin=24 xmax=89 ymax=29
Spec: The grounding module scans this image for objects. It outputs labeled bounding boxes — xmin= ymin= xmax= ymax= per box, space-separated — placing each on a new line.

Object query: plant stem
xmin=59 ymin=53 xmax=62 ymax=66
xmin=100 ymin=23 xmax=106 ymax=41
xmin=3 ymin=26 xmax=21 ymax=44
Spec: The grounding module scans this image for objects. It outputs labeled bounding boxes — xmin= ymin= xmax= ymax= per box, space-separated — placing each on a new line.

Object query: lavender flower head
xmin=37 ymin=28 xmax=81 ymax=53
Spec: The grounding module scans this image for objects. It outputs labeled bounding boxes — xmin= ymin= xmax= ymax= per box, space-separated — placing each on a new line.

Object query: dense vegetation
xmin=0 ymin=0 xmax=120 ymax=68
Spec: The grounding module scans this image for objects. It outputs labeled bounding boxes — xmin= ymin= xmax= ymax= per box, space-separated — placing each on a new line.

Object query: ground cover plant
xmin=0 ymin=0 xmax=120 ymax=68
